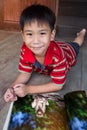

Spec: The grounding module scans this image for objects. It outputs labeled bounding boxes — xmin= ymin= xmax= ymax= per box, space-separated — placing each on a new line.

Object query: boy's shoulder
xmin=50 ymin=41 xmax=66 ymax=48
xmin=20 ymin=42 xmax=35 ymax=62
xmin=47 ymin=41 xmax=66 ymax=60
xmin=21 ymin=42 xmax=32 ymax=54
xmin=50 ymin=41 xmax=65 ymax=54
xmin=21 ymin=42 xmax=28 ymax=50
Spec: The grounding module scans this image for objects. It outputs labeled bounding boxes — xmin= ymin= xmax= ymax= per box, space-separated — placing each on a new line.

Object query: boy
xmin=4 ymin=4 xmax=86 ymax=102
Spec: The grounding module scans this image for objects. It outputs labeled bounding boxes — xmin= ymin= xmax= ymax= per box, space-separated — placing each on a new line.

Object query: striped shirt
xmin=18 ymin=41 xmax=76 ymax=86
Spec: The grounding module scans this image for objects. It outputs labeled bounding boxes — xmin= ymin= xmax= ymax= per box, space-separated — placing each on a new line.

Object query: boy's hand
xmin=13 ymin=84 xmax=28 ymax=97
xmin=4 ymin=87 xmax=18 ymax=102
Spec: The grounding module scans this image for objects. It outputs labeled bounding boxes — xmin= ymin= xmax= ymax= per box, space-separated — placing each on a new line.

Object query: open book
xmin=3 ymin=90 xmax=87 ymax=130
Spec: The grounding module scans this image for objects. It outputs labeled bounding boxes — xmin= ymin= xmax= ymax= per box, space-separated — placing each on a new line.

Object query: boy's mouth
xmin=33 ymin=47 xmax=42 ymax=50
xmin=32 ymin=45 xmax=44 ymax=50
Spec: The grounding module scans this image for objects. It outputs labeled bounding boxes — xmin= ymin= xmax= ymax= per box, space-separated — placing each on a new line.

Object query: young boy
xmin=4 ymin=4 xmax=86 ymax=102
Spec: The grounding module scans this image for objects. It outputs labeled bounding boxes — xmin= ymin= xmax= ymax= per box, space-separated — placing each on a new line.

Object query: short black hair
xmin=20 ymin=4 xmax=56 ymax=31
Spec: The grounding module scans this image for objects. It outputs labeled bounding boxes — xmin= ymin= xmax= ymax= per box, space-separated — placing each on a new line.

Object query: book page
xmin=64 ymin=90 xmax=87 ymax=130
xmin=7 ymin=94 xmax=69 ymax=130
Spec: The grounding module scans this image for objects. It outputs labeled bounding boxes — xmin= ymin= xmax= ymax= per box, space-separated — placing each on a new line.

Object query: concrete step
xmin=59 ymin=1 xmax=87 ymax=17
xmin=58 ymin=16 xmax=87 ymax=28
xmin=56 ymin=16 xmax=87 ymax=37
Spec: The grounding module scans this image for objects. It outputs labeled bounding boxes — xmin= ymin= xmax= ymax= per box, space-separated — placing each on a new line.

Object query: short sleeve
xmin=50 ymin=57 xmax=67 ymax=86
xmin=18 ymin=45 xmax=33 ymax=73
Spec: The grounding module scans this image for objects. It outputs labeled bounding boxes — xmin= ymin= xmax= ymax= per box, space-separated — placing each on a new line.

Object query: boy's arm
xmin=11 ymin=72 xmax=31 ymax=86
xmin=4 ymin=72 xmax=31 ymax=102
xmin=13 ymin=82 xmax=63 ymax=97
xmin=28 ymin=82 xmax=63 ymax=94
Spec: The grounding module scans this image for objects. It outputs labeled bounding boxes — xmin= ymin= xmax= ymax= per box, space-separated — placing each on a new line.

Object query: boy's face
xmin=22 ymin=21 xmax=55 ymax=57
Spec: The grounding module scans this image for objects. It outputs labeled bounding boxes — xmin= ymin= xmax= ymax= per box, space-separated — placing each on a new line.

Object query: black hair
xmin=20 ymin=4 xmax=56 ymax=31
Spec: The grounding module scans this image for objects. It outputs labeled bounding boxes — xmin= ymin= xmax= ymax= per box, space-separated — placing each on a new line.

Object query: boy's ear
xmin=51 ymin=29 xmax=56 ymax=41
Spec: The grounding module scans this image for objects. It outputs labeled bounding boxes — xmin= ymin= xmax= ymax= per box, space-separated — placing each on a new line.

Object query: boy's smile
xmin=22 ymin=21 xmax=55 ymax=58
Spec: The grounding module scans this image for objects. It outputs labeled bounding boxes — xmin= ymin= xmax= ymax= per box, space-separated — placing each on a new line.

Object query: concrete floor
xmin=0 ymin=29 xmax=87 ymax=130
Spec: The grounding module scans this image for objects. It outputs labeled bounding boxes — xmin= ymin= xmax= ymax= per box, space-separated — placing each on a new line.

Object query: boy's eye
xmin=40 ymin=32 xmax=46 ymax=35
xmin=26 ymin=33 xmax=32 ymax=36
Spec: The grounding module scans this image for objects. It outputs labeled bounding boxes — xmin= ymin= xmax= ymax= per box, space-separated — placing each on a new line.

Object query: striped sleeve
xmin=58 ymin=42 xmax=76 ymax=69
xmin=50 ymin=57 xmax=67 ymax=86
xmin=50 ymin=41 xmax=77 ymax=86
xmin=18 ymin=47 xmax=32 ymax=73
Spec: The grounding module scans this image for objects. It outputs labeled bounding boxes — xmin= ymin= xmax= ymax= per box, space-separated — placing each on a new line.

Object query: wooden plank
xmin=80 ymin=39 xmax=87 ymax=90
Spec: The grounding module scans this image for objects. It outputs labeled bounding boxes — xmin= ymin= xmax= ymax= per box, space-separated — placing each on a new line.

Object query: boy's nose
xmin=33 ymin=36 xmax=39 ymax=43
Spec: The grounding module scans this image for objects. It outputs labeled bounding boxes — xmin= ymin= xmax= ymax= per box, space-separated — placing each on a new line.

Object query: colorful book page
xmin=64 ymin=90 xmax=87 ymax=130
xmin=8 ymin=94 xmax=69 ymax=130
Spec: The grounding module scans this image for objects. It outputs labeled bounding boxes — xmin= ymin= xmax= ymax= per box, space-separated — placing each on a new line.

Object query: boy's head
xmin=20 ymin=4 xmax=56 ymax=57
xmin=20 ymin=4 xmax=56 ymax=31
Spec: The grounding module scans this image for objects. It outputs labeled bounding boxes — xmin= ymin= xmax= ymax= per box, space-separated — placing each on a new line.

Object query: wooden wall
xmin=0 ymin=0 xmax=59 ymax=31
xmin=0 ymin=0 xmax=4 ymax=27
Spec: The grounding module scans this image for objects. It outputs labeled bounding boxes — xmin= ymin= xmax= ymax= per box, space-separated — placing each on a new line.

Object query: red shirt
xmin=18 ymin=41 xmax=76 ymax=86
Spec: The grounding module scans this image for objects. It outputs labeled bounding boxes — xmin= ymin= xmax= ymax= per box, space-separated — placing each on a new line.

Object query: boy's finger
xmin=13 ymin=84 xmax=22 ymax=89
xmin=13 ymin=96 xmax=18 ymax=101
xmin=4 ymin=88 xmax=17 ymax=102
xmin=10 ymin=96 xmax=18 ymax=102
xmin=10 ymin=87 xmax=17 ymax=97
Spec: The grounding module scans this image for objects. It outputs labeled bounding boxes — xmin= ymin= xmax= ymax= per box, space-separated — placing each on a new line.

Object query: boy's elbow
xmin=53 ymin=83 xmax=63 ymax=91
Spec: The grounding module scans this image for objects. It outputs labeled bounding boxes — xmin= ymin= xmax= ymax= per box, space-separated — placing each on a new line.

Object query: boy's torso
xmin=18 ymin=41 xmax=76 ymax=84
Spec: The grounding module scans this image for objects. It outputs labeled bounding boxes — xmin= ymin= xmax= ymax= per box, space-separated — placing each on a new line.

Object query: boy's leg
xmin=73 ymin=29 xmax=86 ymax=46
xmin=67 ymin=29 xmax=86 ymax=56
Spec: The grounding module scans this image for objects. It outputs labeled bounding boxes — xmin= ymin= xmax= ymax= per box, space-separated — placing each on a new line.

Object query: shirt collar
xmin=44 ymin=41 xmax=55 ymax=65
xmin=23 ymin=41 xmax=56 ymax=65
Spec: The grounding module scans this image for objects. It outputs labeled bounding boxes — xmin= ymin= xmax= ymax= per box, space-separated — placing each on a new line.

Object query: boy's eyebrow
xmin=24 ymin=30 xmax=32 ymax=32
xmin=39 ymin=29 xmax=50 ymax=32
xmin=24 ymin=29 xmax=50 ymax=32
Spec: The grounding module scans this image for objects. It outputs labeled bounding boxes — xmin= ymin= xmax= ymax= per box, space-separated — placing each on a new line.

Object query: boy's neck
xmin=35 ymin=55 xmax=45 ymax=65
